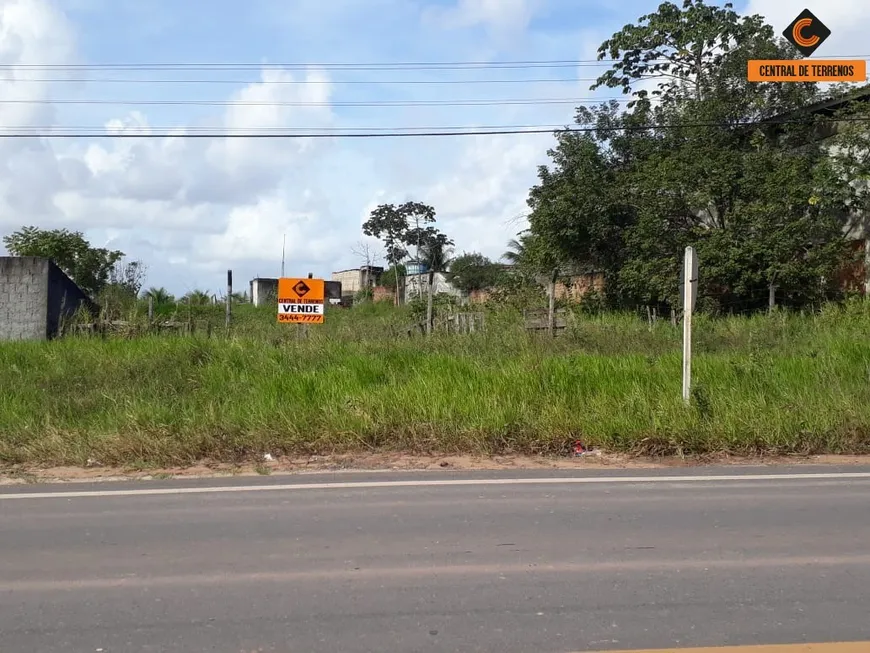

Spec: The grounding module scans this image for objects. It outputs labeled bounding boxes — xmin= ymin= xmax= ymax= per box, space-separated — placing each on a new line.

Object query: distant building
xmin=331 ymin=266 xmax=383 ymax=303
xmin=250 ymin=277 xmax=278 ymax=307
xmin=250 ymin=277 xmax=342 ymax=307
xmin=403 ymin=271 xmax=462 ymax=304
xmin=0 ymin=256 xmax=96 ymax=341
xmin=405 ymin=259 xmax=428 ymax=276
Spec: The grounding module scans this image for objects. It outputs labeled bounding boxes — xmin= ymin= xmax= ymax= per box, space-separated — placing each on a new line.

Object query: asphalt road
xmin=2 ymin=467 xmax=870 ymax=653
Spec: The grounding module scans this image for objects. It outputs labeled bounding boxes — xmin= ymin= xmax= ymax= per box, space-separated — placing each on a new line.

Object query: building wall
xmin=0 ymin=257 xmax=49 ymax=340
xmin=0 ymin=256 xmax=94 ymax=341
xmin=331 ymin=269 xmax=363 ymax=296
xmin=836 ymin=239 xmax=867 ymax=294
xmin=331 ymin=267 xmax=383 ymax=299
xmin=404 ymin=272 xmax=461 ymax=303
xmin=46 ymin=260 xmax=96 ymax=337
xmin=552 ymin=272 xmax=606 ymax=301
xmin=373 ymin=285 xmax=395 ymax=303
xmin=251 ymin=278 xmax=278 ymax=307
xmin=467 ymin=272 xmax=605 ymax=304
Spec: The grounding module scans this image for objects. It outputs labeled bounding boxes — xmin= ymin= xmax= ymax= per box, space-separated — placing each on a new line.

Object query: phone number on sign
xmin=277 ymin=314 xmax=323 ymax=323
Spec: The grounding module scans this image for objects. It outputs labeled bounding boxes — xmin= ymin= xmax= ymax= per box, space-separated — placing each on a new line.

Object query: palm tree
xmin=181 ymin=290 xmax=211 ymax=306
xmin=502 ymin=232 xmax=530 ymax=265
xmin=417 ymin=232 xmax=454 ymax=335
xmin=144 ymin=287 xmax=174 ymax=304
xmin=420 ymin=237 xmax=454 ymax=276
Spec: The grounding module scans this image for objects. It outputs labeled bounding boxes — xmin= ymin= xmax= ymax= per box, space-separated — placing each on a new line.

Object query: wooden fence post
xmin=547 ymin=269 xmax=558 ymax=337
xmin=226 ymin=270 xmax=232 ymax=330
xmin=426 ymin=271 xmax=434 ymax=336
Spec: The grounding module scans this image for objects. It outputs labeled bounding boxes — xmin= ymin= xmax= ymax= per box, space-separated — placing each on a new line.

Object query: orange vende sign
xmin=748 ymin=59 xmax=866 ymax=82
xmin=276 ymin=277 xmax=325 ymax=324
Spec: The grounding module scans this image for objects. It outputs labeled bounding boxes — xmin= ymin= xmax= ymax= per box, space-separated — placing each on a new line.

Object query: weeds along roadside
xmin=1 ymin=299 xmax=869 ymax=467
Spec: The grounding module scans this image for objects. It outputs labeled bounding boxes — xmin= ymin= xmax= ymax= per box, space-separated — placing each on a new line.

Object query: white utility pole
xmin=682 ymin=246 xmax=698 ymax=405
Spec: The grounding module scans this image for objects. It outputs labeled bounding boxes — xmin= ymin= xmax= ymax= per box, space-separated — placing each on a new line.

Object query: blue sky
xmin=1 ymin=0 xmax=866 ymax=296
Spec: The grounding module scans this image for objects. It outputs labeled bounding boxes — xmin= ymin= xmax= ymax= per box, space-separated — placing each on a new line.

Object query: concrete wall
xmin=331 ymin=267 xmax=383 ymax=299
xmin=373 ymin=285 xmax=395 ymax=303
xmin=0 ymin=257 xmax=50 ymax=340
xmin=0 ymin=256 xmax=94 ymax=341
xmin=404 ymin=272 xmax=461 ymax=304
xmin=250 ymin=278 xmax=278 ymax=307
xmin=332 ymin=269 xmax=363 ymax=297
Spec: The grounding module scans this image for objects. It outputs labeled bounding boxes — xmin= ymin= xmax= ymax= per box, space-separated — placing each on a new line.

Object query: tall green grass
xmin=2 ymin=300 xmax=870 ymax=466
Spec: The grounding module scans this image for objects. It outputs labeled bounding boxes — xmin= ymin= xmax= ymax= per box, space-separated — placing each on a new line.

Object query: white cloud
xmin=0 ymin=0 xmax=347 ymax=290
xmin=0 ymin=0 xmax=594 ymax=292
xmin=422 ymin=134 xmax=546 ymax=251
xmin=424 ymin=0 xmax=541 ymax=37
xmin=0 ymin=0 xmax=79 ymax=223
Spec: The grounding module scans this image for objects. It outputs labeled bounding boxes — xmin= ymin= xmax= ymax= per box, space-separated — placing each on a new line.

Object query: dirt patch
xmin=3 ymin=452 xmax=870 ymax=485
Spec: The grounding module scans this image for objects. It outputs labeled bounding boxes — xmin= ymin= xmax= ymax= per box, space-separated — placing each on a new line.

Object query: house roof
xmin=766 ymin=85 xmax=870 ymax=124
xmin=332 ymin=266 xmax=384 ymax=275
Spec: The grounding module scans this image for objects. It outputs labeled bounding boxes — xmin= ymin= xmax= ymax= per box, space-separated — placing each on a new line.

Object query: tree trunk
xmin=768 ymin=281 xmax=777 ymax=313
xmin=394 ymin=266 xmax=400 ymax=307
xmin=426 ymin=271 xmax=434 ymax=335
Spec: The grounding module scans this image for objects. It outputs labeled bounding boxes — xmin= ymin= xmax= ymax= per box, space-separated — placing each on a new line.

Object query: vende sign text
xmin=278 ymin=303 xmax=324 ymax=315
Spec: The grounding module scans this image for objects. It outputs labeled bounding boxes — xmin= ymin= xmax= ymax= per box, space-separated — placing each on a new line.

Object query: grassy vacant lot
xmin=2 ymin=300 xmax=870 ymax=467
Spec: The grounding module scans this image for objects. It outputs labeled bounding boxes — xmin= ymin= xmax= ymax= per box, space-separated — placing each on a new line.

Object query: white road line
xmin=1 ymin=472 xmax=870 ymax=500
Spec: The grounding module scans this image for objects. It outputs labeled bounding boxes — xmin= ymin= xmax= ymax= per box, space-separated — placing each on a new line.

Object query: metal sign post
xmin=681 ymin=246 xmax=698 ymax=405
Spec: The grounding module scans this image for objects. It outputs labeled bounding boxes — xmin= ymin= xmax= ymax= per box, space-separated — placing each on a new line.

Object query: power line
xmin=1 ymin=76 xmax=656 ymax=85
xmin=0 ymin=97 xmax=638 ymax=108
xmin=1 ymin=116 xmax=866 ymax=139
xmin=0 ymin=60 xmax=627 ymax=72
xmin=0 ymin=124 xmax=572 ymax=133
xmin=1 ymin=55 xmax=867 ymax=72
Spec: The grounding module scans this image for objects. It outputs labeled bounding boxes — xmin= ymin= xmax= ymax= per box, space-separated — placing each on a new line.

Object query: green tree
xmin=446 ymin=253 xmax=504 ymax=294
xmin=526 ymin=102 xmax=639 ymax=301
xmin=363 ymin=201 xmax=441 ymax=306
xmin=826 ymin=91 xmax=870 ymax=217
xmin=410 ymin=226 xmax=454 ymax=333
xmin=525 ymin=0 xmax=852 ymax=313
xmin=502 ymin=236 xmax=526 ymax=265
xmin=399 ymin=202 xmax=438 ymax=261
xmin=3 ymin=226 xmax=125 ymax=297
xmin=501 ymin=231 xmax=562 ymax=275
xmin=109 ymin=260 xmax=146 ymax=296
xmin=363 ymin=204 xmax=411 ymax=304
xmin=181 ymin=290 xmax=211 ymax=306
xmin=410 ymin=227 xmax=453 ymax=272
xmin=591 ymin=0 xmax=773 ymax=105
xmin=377 ymin=265 xmax=406 ymax=300
xmin=144 ymin=287 xmax=174 ymax=304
